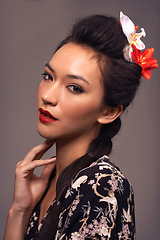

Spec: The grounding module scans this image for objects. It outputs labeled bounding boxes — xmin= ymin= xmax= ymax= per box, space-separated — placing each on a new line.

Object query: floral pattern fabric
xmin=25 ymin=155 xmax=135 ymax=239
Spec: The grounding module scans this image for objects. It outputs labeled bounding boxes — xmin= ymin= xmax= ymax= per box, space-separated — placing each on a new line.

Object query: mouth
xmin=39 ymin=108 xmax=58 ymax=123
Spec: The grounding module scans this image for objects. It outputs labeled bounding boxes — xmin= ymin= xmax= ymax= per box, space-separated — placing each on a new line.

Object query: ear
xmin=97 ymin=105 xmax=123 ymax=125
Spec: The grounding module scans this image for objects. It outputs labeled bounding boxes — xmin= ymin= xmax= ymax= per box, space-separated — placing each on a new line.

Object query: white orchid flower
xmin=120 ymin=11 xmax=146 ymax=61
xmin=120 ymin=11 xmax=146 ymax=49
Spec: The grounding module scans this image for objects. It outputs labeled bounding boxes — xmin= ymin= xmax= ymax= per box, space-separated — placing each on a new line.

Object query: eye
xmin=67 ymin=84 xmax=84 ymax=94
xmin=42 ymin=72 xmax=53 ymax=81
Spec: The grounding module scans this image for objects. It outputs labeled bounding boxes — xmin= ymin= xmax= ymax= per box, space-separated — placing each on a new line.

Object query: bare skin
xmin=3 ymin=137 xmax=100 ymax=240
xmin=3 ymin=140 xmax=56 ymax=240
xmin=38 ymin=174 xmax=57 ymax=225
xmin=3 ymin=43 xmax=123 ymax=240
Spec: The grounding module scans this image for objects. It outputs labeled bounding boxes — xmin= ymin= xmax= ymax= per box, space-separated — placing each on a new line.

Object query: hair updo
xmin=55 ymin=15 xmax=142 ymax=157
xmin=36 ymin=15 xmax=142 ymax=240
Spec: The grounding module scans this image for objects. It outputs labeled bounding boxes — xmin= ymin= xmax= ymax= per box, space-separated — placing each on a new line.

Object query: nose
xmin=41 ymin=84 xmax=59 ymax=106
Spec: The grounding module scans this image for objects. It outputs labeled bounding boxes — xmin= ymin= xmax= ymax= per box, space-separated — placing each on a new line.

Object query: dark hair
xmin=55 ymin=15 xmax=141 ymax=157
xmin=36 ymin=14 xmax=142 ymax=239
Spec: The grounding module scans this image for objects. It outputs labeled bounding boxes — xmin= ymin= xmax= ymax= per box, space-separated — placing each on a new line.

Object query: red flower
xmin=131 ymin=44 xmax=158 ymax=79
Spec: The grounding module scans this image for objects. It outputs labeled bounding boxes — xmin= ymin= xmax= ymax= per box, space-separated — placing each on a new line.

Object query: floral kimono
xmin=25 ymin=155 xmax=135 ymax=239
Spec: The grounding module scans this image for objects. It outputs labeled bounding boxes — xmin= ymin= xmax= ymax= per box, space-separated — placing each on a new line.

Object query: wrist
xmin=9 ymin=205 xmax=33 ymax=223
xmin=11 ymin=201 xmax=34 ymax=214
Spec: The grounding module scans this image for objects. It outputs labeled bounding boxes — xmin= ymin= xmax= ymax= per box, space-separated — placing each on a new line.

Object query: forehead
xmin=53 ymin=42 xmax=97 ymax=62
xmin=49 ymin=43 xmax=102 ymax=81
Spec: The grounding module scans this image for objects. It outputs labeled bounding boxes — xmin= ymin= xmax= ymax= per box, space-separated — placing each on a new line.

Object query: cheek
xmin=37 ymin=83 xmax=44 ymax=104
xmin=61 ymin=97 xmax=102 ymax=122
xmin=37 ymin=89 xmax=40 ymax=104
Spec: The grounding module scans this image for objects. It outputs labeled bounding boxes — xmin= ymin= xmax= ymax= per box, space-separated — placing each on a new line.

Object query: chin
xmin=37 ymin=125 xmax=54 ymax=140
xmin=38 ymin=131 xmax=54 ymax=141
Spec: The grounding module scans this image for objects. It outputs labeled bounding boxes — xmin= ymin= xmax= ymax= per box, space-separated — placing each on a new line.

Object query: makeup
xmin=39 ymin=108 xmax=57 ymax=124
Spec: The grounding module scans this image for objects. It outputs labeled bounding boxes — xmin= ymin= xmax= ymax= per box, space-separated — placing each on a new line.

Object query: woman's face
xmin=37 ymin=43 xmax=105 ymax=142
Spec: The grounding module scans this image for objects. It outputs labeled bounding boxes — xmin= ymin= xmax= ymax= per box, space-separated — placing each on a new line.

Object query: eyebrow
xmin=45 ymin=63 xmax=55 ymax=73
xmin=45 ymin=63 xmax=90 ymax=85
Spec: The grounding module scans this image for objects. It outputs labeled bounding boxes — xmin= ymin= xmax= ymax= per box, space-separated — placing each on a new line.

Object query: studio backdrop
xmin=0 ymin=0 xmax=159 ymax=239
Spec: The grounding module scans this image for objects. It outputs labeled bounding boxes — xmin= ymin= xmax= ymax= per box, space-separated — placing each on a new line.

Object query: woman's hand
xmin=3 ymin=140 xmax=56 ymax=240
xmin=12 ymin=140 xmax=56 ymax=214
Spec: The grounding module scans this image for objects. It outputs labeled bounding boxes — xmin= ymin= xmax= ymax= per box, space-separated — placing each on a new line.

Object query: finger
xmin=22 ymin=140 xmax=55 ymax=165
xmin=41 ymin=158 xmax=56 ymax=181
xmin=16 ymin=160 xmax=22 ymax=168
xmin=16 ymin=158 xmax=56 ymax=177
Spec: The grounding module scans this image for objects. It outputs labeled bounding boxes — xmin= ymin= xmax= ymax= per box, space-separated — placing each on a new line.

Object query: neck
xmin=54 ymin=133 xmax=96 ymax=178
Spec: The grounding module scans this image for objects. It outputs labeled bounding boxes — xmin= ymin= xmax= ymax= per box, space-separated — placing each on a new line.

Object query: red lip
xmin=39 ymin=108 xmax=57 ymax=124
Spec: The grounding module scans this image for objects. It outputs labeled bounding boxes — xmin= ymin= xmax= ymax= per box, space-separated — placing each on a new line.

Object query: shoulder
xmin=74 ymin=155 xmax=126 ymax=178
xmin=58 ymin=156 xmax=135 ymax=239
xmin=72 ymin=155 xmax=133 ymax=197
xmin=64 ymin=155 xmax=134 ymax=210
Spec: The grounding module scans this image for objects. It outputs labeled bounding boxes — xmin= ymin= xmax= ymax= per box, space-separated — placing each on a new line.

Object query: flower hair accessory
xmin=120 ymin=11 xmax=158 ymax=79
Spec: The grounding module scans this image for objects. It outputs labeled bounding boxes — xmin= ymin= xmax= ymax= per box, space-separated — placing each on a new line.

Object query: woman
xmin=3 ymin=12 xmax=158 ymax=239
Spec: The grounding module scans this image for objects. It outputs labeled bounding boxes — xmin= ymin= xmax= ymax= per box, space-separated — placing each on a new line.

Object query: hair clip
xmin=120 ymin=11 xmax=158 ymax=79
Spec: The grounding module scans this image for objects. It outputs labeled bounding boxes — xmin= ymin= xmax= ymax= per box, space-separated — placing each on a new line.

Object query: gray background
xmin=0 ymin=0 xmax=159 ymax=239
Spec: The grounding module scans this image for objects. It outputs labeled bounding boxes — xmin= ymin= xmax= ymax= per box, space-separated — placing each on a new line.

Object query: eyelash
xmin=41 ymin=72 xmax=84 ymax=94
xmin=67 ymin=84 xmax=84 ymax=94
xmin=42 ymin=72 xmax=53 ymax=81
